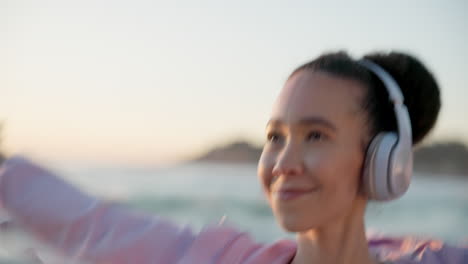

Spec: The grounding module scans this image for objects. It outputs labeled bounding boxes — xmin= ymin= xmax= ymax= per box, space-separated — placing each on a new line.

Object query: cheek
xmin=257 ymin=149 xmax=276 ymax=194
xmin=303 ymin=148 xmax=334 ymax=178
xmin=304 ymin=147 xmax=362 ymax=196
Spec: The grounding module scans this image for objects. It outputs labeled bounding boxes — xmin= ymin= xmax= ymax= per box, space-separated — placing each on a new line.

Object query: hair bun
xmin=363 ymin=52 xmax=441 ymax=145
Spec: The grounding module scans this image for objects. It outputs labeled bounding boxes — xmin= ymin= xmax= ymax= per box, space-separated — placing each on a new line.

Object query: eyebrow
xmin=266 ymin=116 xmax=337 ymax=131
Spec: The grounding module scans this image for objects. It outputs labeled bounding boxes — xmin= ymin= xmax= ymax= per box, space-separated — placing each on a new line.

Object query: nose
xmin=272 ymin=142 xmax=304 ymax=177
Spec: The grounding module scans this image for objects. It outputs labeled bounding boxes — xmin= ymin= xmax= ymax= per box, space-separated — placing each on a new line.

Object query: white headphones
xmin=358 ymin=59 xmax=413 ymax=201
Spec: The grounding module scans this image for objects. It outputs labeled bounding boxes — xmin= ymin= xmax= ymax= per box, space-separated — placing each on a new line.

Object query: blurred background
xmin=1 ymin=0 xmax=467 ymax=263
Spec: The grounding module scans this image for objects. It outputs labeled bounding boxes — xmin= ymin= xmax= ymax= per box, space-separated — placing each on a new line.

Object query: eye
xmin=267 ymin=132 xmax=283 ymax=143
xmin=306 ymin=131 xmax=325 ymax=142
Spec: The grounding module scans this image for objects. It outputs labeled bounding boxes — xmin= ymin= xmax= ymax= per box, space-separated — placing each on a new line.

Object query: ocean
xmin=1 ymin=162 xmax=467 ymax=263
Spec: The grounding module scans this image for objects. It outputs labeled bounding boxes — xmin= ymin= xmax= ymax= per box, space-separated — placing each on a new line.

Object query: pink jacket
xmin=0 ymin=156 xmax=466 ymax=264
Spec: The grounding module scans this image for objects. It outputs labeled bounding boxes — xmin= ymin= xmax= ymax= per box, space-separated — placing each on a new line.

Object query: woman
xmin=0 ymin=51 xmax=466 ymax=264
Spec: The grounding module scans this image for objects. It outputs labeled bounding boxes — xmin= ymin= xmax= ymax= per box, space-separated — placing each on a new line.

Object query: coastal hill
xmin=192 ymin=140 xmax=468 ymax=177
xmin=413 ymin=141 xmax=468 ymax=177
xmin=193 ymin=141 xmax=262 ymax=164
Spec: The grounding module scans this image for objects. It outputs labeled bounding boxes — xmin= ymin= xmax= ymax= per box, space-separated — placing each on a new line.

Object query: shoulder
xmin=368 ymin=234 xmax=468 ymax=264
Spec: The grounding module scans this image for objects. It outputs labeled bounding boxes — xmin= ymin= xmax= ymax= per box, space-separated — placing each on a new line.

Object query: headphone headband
xmin=358 ymin=60 xmax=403 ymax=104
xmin=357 ymin=59 xmax=413 ymax=144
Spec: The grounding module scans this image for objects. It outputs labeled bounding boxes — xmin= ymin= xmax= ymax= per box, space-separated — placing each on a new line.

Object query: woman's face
xmin=257 ymin=70 xmax=369 ymax=232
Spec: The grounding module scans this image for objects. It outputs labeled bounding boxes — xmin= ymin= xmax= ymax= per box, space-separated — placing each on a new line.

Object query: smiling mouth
xmin=273 ymin=188 xmax=318 ymax=201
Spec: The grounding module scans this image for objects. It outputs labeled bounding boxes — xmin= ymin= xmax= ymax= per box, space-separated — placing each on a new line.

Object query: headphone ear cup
xmin=363 ymin=132 xmax=398 ymax=200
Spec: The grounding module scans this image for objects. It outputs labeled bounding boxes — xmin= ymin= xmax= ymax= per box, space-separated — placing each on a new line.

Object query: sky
xmin=1 ymin=0 xmax=467 ymax=167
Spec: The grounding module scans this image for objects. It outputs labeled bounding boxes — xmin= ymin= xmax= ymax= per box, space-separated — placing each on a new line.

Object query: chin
xmin=277 ymin=215 xmax=318 ymax=233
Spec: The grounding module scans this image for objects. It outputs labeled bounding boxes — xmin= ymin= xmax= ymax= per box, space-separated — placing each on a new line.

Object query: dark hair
xmin=289 ymin=51 xmax=441 ymax=145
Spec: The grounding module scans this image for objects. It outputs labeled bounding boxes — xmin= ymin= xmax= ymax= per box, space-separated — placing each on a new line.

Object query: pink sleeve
xmin=0 ymin=156 xmax=197 ymax=263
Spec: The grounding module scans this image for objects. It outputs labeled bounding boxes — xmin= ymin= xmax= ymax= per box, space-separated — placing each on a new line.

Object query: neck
xmin=291 ymin=197 xmax=377 ymax=264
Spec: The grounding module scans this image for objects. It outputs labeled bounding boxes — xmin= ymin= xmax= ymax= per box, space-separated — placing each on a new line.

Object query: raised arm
xmin=0 ymin=157 xmax=300 ymax=264
xmin=0 ymin=156 xmax=196 ymax=263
